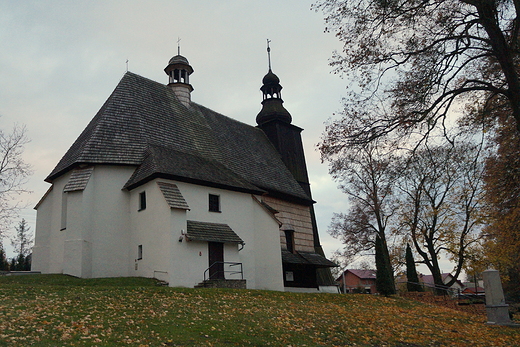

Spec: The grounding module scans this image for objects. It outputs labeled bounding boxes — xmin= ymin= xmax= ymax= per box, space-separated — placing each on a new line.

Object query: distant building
xmin=32 ymin=51 xmax=336 ymax=291
xmin=461 ymin=285 xmax=485 ymax=296
xmin=336 ymin=269 xmax=377 ymax=294
xmin=419 ymin=273 xmax=464 ymax=294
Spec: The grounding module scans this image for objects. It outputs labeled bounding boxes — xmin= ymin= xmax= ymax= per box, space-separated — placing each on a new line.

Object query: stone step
xmin=194 ymin=279 xmax=246 ymax=289
xmin=155 ymin=280 xmax=169 ymax=286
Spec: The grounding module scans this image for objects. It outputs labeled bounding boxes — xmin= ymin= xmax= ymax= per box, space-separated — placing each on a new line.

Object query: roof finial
xmin=267 ymin=39 xmax=272 ymax=71
xmin=177 ymin=37 xmax=181 ymax=55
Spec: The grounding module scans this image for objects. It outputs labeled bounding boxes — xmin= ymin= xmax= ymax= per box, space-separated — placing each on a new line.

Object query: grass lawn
xmin=0 ymin=275 xmax=519 ymax=346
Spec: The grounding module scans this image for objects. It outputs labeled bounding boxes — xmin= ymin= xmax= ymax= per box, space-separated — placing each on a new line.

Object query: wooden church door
xmin=208 ymin=242 xmax=224 ymax=279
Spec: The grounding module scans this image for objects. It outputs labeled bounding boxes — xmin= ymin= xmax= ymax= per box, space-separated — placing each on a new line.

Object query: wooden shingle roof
xmin=63 ymin=167 xmax=94 ymax=192
xmin=157 ymin=182 xmax=190 ymax=210
xmin=281 ymin=250 xmax=337 ymax=268
xmin=186 ymin=220 xmax=244 ymax=244
xmin=47 ymin=72 xmax=312 ymax=204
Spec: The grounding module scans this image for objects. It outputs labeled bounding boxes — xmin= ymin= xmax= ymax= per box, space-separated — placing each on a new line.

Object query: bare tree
xmin=314 ymin=0 xmax=520 ymax=146
xmin=0 ymin=124 xmax=32 ymax=240
xmin=398 ymin=140 xmax=485 ymax=290
xmin=319 ymin=141 xmax=399 ymax=281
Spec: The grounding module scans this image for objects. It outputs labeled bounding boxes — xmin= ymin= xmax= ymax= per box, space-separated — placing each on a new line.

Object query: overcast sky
xmin=0 ymin=0 xmax=350 ymax=259
xmin=0 ymin=1 xmax=452 ymax=275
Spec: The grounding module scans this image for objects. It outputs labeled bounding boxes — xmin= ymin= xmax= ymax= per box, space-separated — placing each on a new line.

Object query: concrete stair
xmin=194 ymin=279 xmax=246 ymax=289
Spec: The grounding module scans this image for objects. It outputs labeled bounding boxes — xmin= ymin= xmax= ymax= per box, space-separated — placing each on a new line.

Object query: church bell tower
xmin=164 ymin=47 xmax=194 ymax=107
xmin=256 ymin=42 xmax=334 ymax=286
xmin=256 ymin=42 xmax=311 ymax=197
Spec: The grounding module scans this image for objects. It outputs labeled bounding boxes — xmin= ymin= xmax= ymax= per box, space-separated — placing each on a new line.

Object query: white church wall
xmin=169 ymin=232 xmax=241 ymax=288
xmin=168 ymin=182 xmax=232 ymax=288
xmin=173 ymin=182 xmax=284 ymax=291
xmin=130 ymin=179 xmax=173 ymax=281
xmin=223 ymin=242 xmax=242 ymax=280
xmin=32 ymin=187 xmax=54 ymax=273
xmin=33 ymin=166 xmax=134 ymax=277
xmin=169 ymin=206 xmax=196 ymax=288
xmin=250 ymin=195 xmax=284 ymax=291
xmin=63 ymin=190 xmax=92 ymax=278
xmin=48 ymin=178 xmax=68 ymax=273
xmin=169 ymin=237 xmax=209 ymax=288
xmin=88 ymin=165 xmax=134 ymax=278
xmin=33 ymin=171 xmax=283 ymax=291
xmin=33 ymin=172 xmax=73 ymax=274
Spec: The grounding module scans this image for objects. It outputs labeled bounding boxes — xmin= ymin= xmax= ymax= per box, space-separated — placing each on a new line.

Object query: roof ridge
xmin=45 ymin=69 xmax=313 ymax=203
xmin=192 ymin=102 xmax=264 ymax=130
xmin=123 ymin=143 xmax=266 ymax=194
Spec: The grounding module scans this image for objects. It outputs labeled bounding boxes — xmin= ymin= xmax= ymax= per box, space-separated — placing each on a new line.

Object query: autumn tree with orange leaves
xmin=478 ymin=108 xmax=520 ymax=300
xmin=313 ymin=0 xmax=520 ymax=146
xmin=315 ymin=0 xmax=520 ymax=299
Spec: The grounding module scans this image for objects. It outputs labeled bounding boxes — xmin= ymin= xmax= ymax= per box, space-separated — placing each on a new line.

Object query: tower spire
xmin=256 ymin=40 xmax=292 ymax=126
xmin=267 ymin=39 xmax=272 ymax=70
xmin=177 ymin=37 xmax=181 ymax=55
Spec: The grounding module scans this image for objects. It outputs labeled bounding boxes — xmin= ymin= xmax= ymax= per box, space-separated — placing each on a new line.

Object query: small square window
xmin=139 ymin=191 xmax=146 ymax=211
xmin=137 ymin=245 xmax=143 ymax=260
xmin=209 ymin=194 xmax=220 ymax=212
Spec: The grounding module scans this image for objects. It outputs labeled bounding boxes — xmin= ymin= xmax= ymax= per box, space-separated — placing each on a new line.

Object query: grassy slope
xmin=0 ymin=275 xmax=518 ymax=346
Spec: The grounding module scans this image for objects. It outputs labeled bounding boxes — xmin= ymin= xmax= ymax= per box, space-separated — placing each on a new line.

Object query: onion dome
xmin=262 ymin=70 xmax=280 ymax=85
xmin=256 ymin=69 xmax=292 ymax=125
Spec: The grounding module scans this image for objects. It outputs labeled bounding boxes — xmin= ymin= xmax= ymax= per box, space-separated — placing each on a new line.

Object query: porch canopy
xmin=186 ymin=220 xmax=244 ymax=244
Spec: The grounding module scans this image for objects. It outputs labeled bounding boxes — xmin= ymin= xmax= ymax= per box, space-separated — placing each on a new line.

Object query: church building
xmin=32 ymin=49 xmax=336 ymax=291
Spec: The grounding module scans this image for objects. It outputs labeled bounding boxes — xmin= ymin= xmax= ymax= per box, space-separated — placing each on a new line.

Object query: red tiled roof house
xmin=336 ymin=269 xmax=377 ymax=294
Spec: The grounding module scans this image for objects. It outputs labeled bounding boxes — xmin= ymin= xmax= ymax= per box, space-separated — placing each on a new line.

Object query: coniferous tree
xmin=405 ymin=243 xmax=423 ymax=292
xmin=23 ymin=253 xmax=32 ymax=271
xmin=11 ymin=219 xmax=33 ymax=258
xmin=8 ymin=219 xmax=33 ymax=271
xmin=15 ymin=254 xmax=25 ymax=271
xmin=0 ymin=244 xmax=8 ymax=271
xmin=375 ymin=235 xmax=395 ymax=296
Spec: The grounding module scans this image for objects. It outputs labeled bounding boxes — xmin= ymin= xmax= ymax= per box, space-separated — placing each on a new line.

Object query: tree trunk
xmin=472 ymin=0 xmax=520 ymax=132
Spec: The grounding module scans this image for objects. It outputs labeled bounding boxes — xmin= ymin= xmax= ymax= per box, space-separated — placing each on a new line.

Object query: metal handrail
xmin=397 ymin=280 xmax=458 ymax=295
xmin=398 ymin=280 xmax=487 ymax=306
xmin=203 ymin=261 xmax=243 ymax=281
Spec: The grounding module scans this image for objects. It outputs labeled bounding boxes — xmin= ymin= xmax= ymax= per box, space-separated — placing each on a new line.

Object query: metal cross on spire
xmin=177 ymin=37 xmax=181 ymax=55
xmin=267 ymin=39 xmax=272 ymax=71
